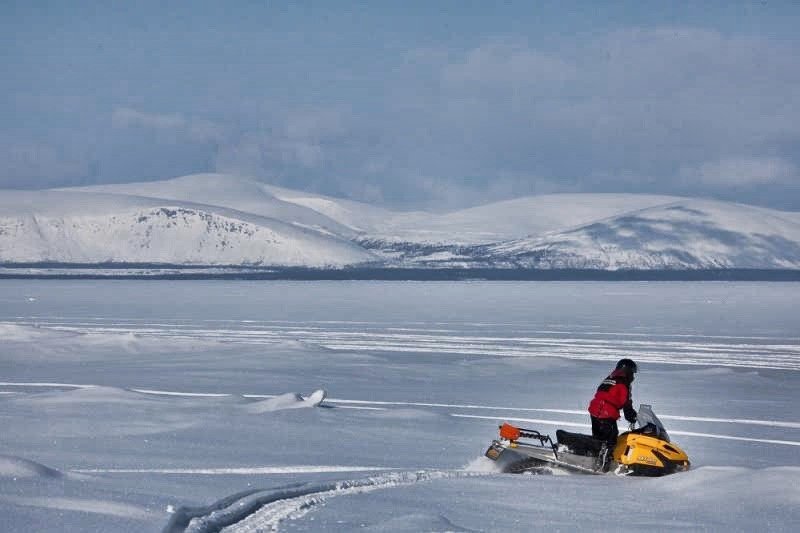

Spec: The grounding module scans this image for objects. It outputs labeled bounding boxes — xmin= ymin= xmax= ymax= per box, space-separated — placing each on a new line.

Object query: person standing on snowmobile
xmin=588 ymin=359 xmax=638 ymax=469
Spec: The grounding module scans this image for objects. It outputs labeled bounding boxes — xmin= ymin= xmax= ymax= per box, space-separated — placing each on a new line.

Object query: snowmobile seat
xmin=556 ymin=429 xmax=604 ymax=456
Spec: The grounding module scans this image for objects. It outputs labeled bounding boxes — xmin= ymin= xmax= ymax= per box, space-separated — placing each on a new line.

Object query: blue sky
xmin=2 ymin=1 xmax=799 ymax=209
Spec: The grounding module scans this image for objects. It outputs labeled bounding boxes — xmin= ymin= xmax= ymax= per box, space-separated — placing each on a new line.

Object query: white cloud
xmin=400 ymin=27 xmax=800 ymax=200
xmin=284 ymin=109 xmax=345 ymax=140
xmin=214 ymin=108 xmax=350 ymax=179
xmin=95 ymin=29 xmax=800 ymax=208
xmin=437 ymin=28 xmax=800 ymax=147
xmin=111 ymin=107 xmax=223 ymax=143
xmin=112 ymin=107 xmax=185 ymax=130
xmin=215 ymin=134 xmax=325 ymax=175
xmin=442 ymin=38 xmax=577 ymax=89
xmin=682 ymin=157 xmax=797 ymax=186
xmin=0 ymin=141 xmax=89 ymax=188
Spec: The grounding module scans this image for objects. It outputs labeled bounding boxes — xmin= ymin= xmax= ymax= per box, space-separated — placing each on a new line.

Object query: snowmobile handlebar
xmin=518 ymin=428 xmax=544 ymax=439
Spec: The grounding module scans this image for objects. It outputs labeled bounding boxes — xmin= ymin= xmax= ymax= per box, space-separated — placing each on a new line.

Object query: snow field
xmin=0 ymin=281 xmax=799 ymax=531
xmin=4 ymin=317 xmax=799 ymax=370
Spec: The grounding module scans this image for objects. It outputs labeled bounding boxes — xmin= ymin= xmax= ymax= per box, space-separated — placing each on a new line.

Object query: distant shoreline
xmin=1 ymin=264 xmax=799 ymax=281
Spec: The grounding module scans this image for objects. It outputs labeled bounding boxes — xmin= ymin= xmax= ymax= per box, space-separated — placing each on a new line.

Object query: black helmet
xmin=616 ymin=358 xmax=638 ymax=374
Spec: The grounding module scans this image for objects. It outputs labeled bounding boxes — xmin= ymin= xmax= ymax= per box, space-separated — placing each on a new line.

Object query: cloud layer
xmin=215 ymin=28 xmax=800 ymax=207
xmin=3 ymin=23 xmax=798 ymax=209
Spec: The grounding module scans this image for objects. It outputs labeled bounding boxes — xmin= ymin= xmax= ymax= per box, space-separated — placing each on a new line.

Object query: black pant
xmin=591 ymin=416 xmax=619 ymax=448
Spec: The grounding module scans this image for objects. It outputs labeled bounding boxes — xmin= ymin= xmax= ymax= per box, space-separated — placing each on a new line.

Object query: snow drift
xmin=0 ymin=455 xmax=62 ymax=479
xmin=243 ymin=390 xmax=327 ymax=413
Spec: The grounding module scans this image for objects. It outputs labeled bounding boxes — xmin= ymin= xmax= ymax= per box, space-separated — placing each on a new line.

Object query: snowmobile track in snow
xmin=162 ymin=470 xmax=481 ymax=533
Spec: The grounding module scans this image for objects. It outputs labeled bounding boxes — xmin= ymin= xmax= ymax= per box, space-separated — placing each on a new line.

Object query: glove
xmin=624 ymin=406 xmax=637 ymax=425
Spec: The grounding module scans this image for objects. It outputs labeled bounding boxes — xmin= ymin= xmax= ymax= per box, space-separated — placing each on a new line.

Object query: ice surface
xmin=0 ymin=280 xmax=798 ymax=532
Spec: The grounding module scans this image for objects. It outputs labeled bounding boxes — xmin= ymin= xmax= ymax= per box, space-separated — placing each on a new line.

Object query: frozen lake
xmin=1 ymin=281 xmax=799 ymax=531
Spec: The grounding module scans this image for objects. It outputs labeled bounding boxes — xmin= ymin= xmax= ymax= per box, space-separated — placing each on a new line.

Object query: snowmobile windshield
xmin=635 ymin=404 xmax=670 ymax=442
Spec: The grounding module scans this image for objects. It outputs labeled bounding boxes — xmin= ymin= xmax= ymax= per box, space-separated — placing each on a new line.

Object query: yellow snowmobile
xmin=484 ymin=404 xmax=690 ymax=476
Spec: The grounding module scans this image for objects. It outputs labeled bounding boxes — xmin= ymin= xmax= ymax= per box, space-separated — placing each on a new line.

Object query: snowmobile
xmin=484 ymin=405 xmax=690 ymax=476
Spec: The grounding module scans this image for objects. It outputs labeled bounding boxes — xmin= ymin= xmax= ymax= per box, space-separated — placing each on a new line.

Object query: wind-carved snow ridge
xmin=0 ymin=455 xmax=63 ymax=479
xmin=163 ymin=470 xmax=482 ymax=533
xmin=243 ymin=390 xmax=327 ymax=413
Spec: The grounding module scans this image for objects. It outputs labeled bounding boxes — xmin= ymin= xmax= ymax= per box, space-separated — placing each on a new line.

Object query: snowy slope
xmin=365 ymin=193 xmax=678 ymax=245
xmin=0 ymin=190 xmax=374 ymax=267
xmin=266 ymin=184 xmax=678 ymax=244
xmin=263 ymin=183 xmax=399 ymax=234
xmin=3 ymin=174 xmax=799 ymax=269
xmin=259 ymin=179 xmax=800 ymax=268
xmin=72 ymin=173 xmax=360 ymax=238
xmin=120 ymin=175 xmax=671 ymax=244
xmin=483 ymin=199 xmax=800 ymax=269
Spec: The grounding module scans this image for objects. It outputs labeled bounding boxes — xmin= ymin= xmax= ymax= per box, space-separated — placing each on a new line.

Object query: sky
xmin=2 ymin=1 xmax=799 ymax=210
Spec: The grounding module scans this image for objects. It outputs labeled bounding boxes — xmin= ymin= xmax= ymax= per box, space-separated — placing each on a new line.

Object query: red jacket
xmin=588 ymin=369 xmax=632 ymax=420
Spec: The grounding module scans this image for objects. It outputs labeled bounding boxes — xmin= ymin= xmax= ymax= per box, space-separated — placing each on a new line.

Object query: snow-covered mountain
xmin=71 ymin=173 xmax=362 ymax=238
xmin=480 ymin=200 xmax=800 ymax=270
xmin=2 ymin=173 xmax=799 ymax=270
xmin=0 ymin=189 xmax=374 ymax=267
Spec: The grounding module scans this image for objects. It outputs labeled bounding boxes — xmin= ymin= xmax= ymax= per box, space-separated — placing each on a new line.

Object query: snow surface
xmin=364 ymin=192 xmax=678 ymax=245
xmin=72 ymin=174 xmax=360 ymax=239
xmin=1 ymin=280 xmax=799 ymax=532
xmin=243 ymin=390 xmax=327 ymax=413
xmin=488 ymin=199 xmax=800 ymax=269
xmin=0 ymin=189 xmax=374 ymax=266
xmin=3 ymin=173 xmax=799 ymax=269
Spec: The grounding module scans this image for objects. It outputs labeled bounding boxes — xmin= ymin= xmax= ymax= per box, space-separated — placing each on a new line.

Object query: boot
xmin=597 ymin=443 xmax=612 ymax=472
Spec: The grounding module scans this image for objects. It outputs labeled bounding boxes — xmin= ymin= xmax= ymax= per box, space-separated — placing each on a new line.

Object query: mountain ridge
xmin=2 ymin=173 xmax=798 ymax=271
